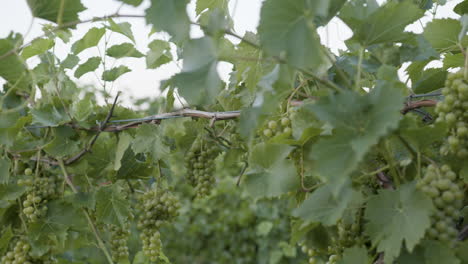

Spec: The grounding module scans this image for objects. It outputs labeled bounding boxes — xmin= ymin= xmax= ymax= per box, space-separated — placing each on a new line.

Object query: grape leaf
xmin=132 ymin=124 xmax=170 ymax=160
xmin=26 ymin=0 xmax=86 ymax=25
xmin=0 ymin=114 xmax=30 ymax=148
xmin=102 ymin=66 xmax=131 ymax=81
xmin=444 ymin=53 xmax=464 ymax=69
xmin=339 ymin=0 xmax=379 ymax=30
xmin=337 ymin=247 xmax=370 ymax=264
xmin=43 ymin=127 xmax=80 ymax=158
xmin=71 ymin=96 xmax=95 ymax=123
xmin=61 ymin=54 xmax=79 ymax=69
xmin=106 ymin=19 xmax=136 ymax=43
xmin=146 ymin=39 xmax=172 ymax=69
xmin=348 ymin=1 xmax=423 ymax=46
xmin=71 ymin=27 xmax=106 ymax=55
xmin=0 ymin=34 xmax=31 ymax=91
xmin=0 ymin=184 xmax=26 ymax=205
xmin=74 ymin=57 xmax=101 ymax=78
xmin=65 ymin=191 xmax=96 ymax=210
xmin=293 ymin=182 xmax=361 ymax=226
xmin=365 ymin=183 xmax=433 ymax=263
xmin=0 ymin=157 xmax=10 ymax=185
xmin=308 ymin=80 xmax=405 ymax=182
xmin=30 ymin=103 xmax=72 ymax=127
xmin=424 ymin=241 xmax=460 ymax=264
xmin=29 ymin=200 xmax=87 ymax=241
xmin=116 ymin=0 xmax=143 ymax=7
xmin=196 ymin=0 xmax=228 ymax=15
xmin=146 ymin=0 xmax=190 ymax=43
xmin=114 ymin=133 xmax=132 ymax=171
xmin=95 ymin=185 xmax=132 ymax=227
xmin=0 ymin=226 xmax=13 ymax=255
xmin=412 ymin=68 xmax=447 ymax=93
xmin=258 ymin=0 xmax=328 ymax=70
xmin=171 ymin=37 xmax=222 ymax=106
xmin=455 ymin=0 xmax=468 ymax=15
xmin=423 ymin=19 xmax=464 ymax=52
xmin=244 ymin=143 xmax=298 ymax=198
xmin=21 ymin=38 xmax=54 ymax=60
xmin=106 ymin=43 xmax=144 ymax=58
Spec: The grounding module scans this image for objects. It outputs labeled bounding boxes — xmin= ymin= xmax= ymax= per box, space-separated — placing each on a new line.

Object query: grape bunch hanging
xmin=262 ymin=116 xmax=292 ymax=138
xmin=435 ymin=70 xmax=468 ymax=157
xmin=1 ymin=240 xmax=57 ymax=264
xmin=18 ymin=169 xmax=59 ymax=223
xmin=108 ymin=223 xmax=130 ymax=262
xmin=184 ymin=136 xmax=220 ymax=197
xmin=417 ymin=164 xmax=464 ymax=242
xmin=136 ymin=187 xmax=181 ymax=262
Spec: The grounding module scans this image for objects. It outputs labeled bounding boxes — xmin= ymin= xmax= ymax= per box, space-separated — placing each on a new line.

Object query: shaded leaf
xmin=71 ymin=27 xmax=106 ymax=55
xmin=258 ymin=0 xmax=328 ymax=70
xmin=146 ymin=39 xmax=172 ymax=69
xmin=294 ymin=182 xmax=361 ymax=226
xmin=102 ymin=66 xmax=131 ymax=82
xmin=365 ymin=183 xmax=433 ymax=263
xmin=74 ymin=57 xmax=101 ymax=78
xmin=106 ymin=43 xmax=144 ymax=58
xmin=146 ymin=0 xmax=190 ymax=43
xmin=95 ymin=185 xmax=132 ymax=227
xmin=26 ymin=0 xmax=85 ymax=25
xmin=132 ymin=124 xmax=170 ymax=160
xmin=61 ymin=54 xmax=79 ymax=69
xmin=21 ymin=38 xmax=54 ymax=60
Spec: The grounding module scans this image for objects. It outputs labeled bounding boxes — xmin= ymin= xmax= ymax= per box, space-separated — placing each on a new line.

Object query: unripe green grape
xmin=24 ymin=168 xmax=32 ymax=176
xmin=268 ymin=120 xmax=278 ymax=130
xmin=263 ymin=129 xmax=273 ymax=137
xmin=280 ymin=117 xmax=291 ymax=126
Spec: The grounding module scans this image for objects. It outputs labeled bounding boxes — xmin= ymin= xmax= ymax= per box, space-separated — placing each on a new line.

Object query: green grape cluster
xmin=299 ymin=243 xmax=319 ymax=264
xmin=435 ymin=70 xmax=468 ymax=157
xmin=19 ymin=173 xmax=58 ymax=222
xmin=261 ymin=116 xmax=292 ymax=138
xmin=136 ymin=187 xmax=181 ymax=262
xmin=417 ymin=164 xmax=464 ymax=242
xmin=1 ymin=240 xmax=56 ymax=264
xmin=108 ymin=224 xmax=130 ymax=262
xmin=184 ymin=137 xmax=220 ymax=197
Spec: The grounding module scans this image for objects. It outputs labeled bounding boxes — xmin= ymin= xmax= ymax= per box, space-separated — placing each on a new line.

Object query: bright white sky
xmin=0 ymin=0 xmax=463 ymax=106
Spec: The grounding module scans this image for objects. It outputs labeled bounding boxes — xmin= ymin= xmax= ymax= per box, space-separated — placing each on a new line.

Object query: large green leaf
xmin=26 ymin=0 xmax=86 ymax=25
xmin=29 ymin=200 xmax=87 ymax=241
xmin=131 ymin=124 xmax=170 ymax=160
xmin=195 ymin=0 xmax=228 ymax=15
xmin=346 ymin=1 xmax=424 ymax=46
xmin=116 ymin=0 xmax=143 ymax=7
xmin=102 ymin=65 xmax=131 ymax=81
xmin=0 ymin=113 xmax=30 ymax=147
xmin=365 ymin=183 xmax=433 ymax=263
xmin=146 ymin=40 xmax=173 ymax=69
xmin=293 ymin=182 xmax=361 ymax=226
xmin=244 ymin=143 xmax=298 ymax=198
xmin=21 ymin=38 xmax=54 ymax=60
xmin=0 ymin=34 xmax=31 ymax=91
xmin=106 ymin=19 xmax=136 ymax=43
xmin=43 ymin=126 xmax=80 ymax=158
xmin=308 ymin=80 xmax=405 ymax=182
xmin=0 ymin=157 xmax=11 ymax=185
xmin=30 ymin=103 xmax=71 ymax=127
xmin=71 ymin=27 xmax=106 ymax=55
xmin=74 ymin=57 xmax=101 ymax=78
xmin=146 ymin=0 xmax=190 ymax=43
xmin=337 ymin=247 xmax=370 ymax=264
xmin=106 ymin=43 xmax=144 ymax=58
xmin=95 ymin=185 xmax=132 ymax=227
xmin=423 ymin=19 xmax=464 ymax=52
xmin=171 ymin=37 xmax=222 ymax=106
xmin=412 ymin=68 xmax=447 ymax=93
xmin=258 ymin=0 xmax=328 ymax=70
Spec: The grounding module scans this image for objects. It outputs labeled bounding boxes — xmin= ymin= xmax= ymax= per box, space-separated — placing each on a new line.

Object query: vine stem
xmin=355 ymin=47 xmax=364 ymax=91
xmin=58 ymin=160 xmax=115 ymax=264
